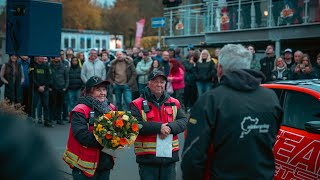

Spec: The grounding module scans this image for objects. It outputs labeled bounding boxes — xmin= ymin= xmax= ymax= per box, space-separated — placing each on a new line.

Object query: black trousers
xmin=32 ymin=90 xmax=50 ymax=122
xmin=72 ymin=168 xmax=110 ymax=180
xmin=49 ymin=89 xmax=64 ymax=122
xmin=22 ymin=86 xmax=31 ymax=116
xmin=184 ymin=84 xmax=197 ymax=109
xmin=138 ymin=163 xmax=176 ymax=180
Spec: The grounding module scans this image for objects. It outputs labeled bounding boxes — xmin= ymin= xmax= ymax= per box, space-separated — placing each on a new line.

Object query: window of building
xmin=95 ymin=39 xmax=100 ymax=49
xmin=87 ymin=38 xmax=91 ymax=49
xmin=71 ymin=38 xmax=76 ymax=49
xmin=80 ymin=37 xmax=85 ymax=49
xmin=102 ymin=40 xmax=106 ymax=49
xmin=64 ymin=38 xmax=69 ymax=49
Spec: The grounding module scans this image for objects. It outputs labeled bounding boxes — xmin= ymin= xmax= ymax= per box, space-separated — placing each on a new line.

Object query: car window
xmin=282 ymin=90 xmax=320 ymax=129
xmin=270 ymin=89 xmax=283 ymax=101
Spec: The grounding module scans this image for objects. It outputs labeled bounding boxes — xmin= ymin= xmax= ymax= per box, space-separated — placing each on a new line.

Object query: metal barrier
xmin=164 ymin=0 xmax=320 ymax=37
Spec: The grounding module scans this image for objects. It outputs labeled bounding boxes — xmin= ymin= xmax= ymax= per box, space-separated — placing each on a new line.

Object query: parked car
xmin=262 ymin=80 xmax=320 ymax=180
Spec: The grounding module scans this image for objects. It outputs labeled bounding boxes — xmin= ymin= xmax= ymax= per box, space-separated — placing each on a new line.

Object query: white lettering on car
xmin=274 ymin=129 xmax=320 ymax=179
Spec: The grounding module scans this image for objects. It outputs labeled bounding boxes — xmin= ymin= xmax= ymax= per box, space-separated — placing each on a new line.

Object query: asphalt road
xmin=38 ymin=122 xmax=185 ymax=180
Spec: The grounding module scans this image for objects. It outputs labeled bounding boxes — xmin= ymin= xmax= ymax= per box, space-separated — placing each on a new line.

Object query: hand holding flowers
xmin=93 ymin=111 xmax=141 ymax=155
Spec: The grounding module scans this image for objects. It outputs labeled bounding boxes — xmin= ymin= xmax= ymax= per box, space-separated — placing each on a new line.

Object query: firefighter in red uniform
xmin=63 ymin=76 xmax=116 ymax=179
xmin=130 ymin=70 xmax=188 ymax=180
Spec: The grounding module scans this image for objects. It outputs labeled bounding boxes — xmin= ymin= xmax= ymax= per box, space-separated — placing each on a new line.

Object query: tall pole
xmin=157 ymin=28 xmax=161 ymax=49
xmin=268 ymin=0 xmax=272 ymax=27
xmin=170 ymin=10 xmax=173 ymax=36
xmin=237 ymin=0 xmax=241 ymax=30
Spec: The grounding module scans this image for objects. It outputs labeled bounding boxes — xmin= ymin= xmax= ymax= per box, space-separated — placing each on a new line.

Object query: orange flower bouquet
xmin=93 ymin=111 xmax=141 ymax=156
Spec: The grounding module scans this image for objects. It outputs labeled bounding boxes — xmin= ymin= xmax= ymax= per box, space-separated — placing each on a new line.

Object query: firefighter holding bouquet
xmin=93 ymin=110 xmax=140 ymax=156
xmin=63 ymin=76 xmax=116 ymax=180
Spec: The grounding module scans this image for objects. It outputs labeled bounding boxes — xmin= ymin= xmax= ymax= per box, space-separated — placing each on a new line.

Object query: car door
xmin=272 ymin=89 xmax=320 ymax=180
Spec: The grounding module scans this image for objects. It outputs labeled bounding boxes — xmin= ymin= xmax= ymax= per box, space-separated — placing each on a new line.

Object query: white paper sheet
xmin=156 ymin=134 xmax=173 ymax=158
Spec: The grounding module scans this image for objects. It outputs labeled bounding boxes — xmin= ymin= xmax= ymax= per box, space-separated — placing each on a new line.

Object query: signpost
xmin=151 ymin=17 xmax=166 ymax=48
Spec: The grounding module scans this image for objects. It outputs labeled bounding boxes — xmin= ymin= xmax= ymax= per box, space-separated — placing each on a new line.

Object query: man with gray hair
xmin=181 ymin=44 xmax=282 ymax=180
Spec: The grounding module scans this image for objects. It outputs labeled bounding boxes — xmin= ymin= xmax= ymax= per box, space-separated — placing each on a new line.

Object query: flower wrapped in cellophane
xmin=93 ymin=111 xmax=140 ymax=156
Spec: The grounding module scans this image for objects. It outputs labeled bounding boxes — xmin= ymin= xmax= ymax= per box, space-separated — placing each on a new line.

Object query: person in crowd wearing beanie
xmin=63 ymin=76 xmax=116 ymax=179
xmin=130 ymin=70 xmax=187 ymax=180
xmin=186 ymin=46 xmax=195 ymax=60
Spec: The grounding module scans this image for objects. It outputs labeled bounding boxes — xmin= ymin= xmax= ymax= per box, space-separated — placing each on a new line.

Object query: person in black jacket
xmin=195 ymin=49 xmax=216 ymax=96
xmin=260 ymin=45 xmax=276 ymax=82
xmin=182 ymin=55 xmax=197 ymax=112
xmin=29 ymin=57 xmax=52 ymax=127
xmin=161 ymin=51 xmax=170 ymax=77
xmin=49 ymin=56 xmax=69 ymax=125
xmin=0 ymin=112 xmax=61 ymax=180
xmin=181 ymin=44 xmax=283 ymax=180
xmin=68 ymin=56 xmax=83 ymax=111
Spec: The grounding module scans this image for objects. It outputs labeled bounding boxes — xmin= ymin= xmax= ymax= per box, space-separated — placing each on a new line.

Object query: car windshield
xmin=283 ymin=91 xmax=320 ymax=129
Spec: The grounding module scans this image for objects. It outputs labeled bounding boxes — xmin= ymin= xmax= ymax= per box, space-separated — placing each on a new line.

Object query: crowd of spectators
xmin=0 ymin=45 xmax=319 ymax=126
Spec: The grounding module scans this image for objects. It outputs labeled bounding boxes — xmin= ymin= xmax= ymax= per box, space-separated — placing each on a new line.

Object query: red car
xmin=262 ymin=80 xmax=320 ymax=180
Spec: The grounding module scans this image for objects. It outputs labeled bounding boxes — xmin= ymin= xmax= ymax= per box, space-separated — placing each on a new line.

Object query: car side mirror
xmin=305 ymin=121 xmax=320 ymax=134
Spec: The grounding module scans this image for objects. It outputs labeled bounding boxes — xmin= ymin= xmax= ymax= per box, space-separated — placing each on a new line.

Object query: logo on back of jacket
xmin=240 ymin=116 xmax=270 ymax=138
xmin=36 ymin=69 xmax=45 ymax=74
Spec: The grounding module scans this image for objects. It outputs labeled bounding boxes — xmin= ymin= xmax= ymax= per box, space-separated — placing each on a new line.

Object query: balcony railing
xmin=164 ymin=0 xmax=320 ymax=37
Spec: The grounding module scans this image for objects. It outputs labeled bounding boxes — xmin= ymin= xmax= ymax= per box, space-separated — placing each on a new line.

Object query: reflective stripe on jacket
xmin=131 ymin=97 xmax=180 ymax=156
xmin=62 ymin=104 xmax=99 ymax=177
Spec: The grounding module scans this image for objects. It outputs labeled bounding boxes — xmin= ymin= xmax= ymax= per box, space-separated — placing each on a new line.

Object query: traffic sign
xmin=151 ymin=17 xmax=166 ymax=28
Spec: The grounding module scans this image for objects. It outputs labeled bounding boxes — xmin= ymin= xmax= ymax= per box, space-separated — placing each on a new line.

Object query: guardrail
xmin=164 ymin=0 xmax=320 ymax=36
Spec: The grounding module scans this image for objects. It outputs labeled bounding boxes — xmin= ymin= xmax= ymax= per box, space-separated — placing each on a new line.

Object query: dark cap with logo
xmin=148 ymin=70 xmax=167 ymax=81
xmin=85 ymin=76 xmax=110 ymax=89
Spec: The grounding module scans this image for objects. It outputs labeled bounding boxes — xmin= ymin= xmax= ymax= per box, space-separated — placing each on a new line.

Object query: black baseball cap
xmin=148 ymin=70 xmax=167 ymax=81
xmin=85 ymin=76 xmax=110 ymax=89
